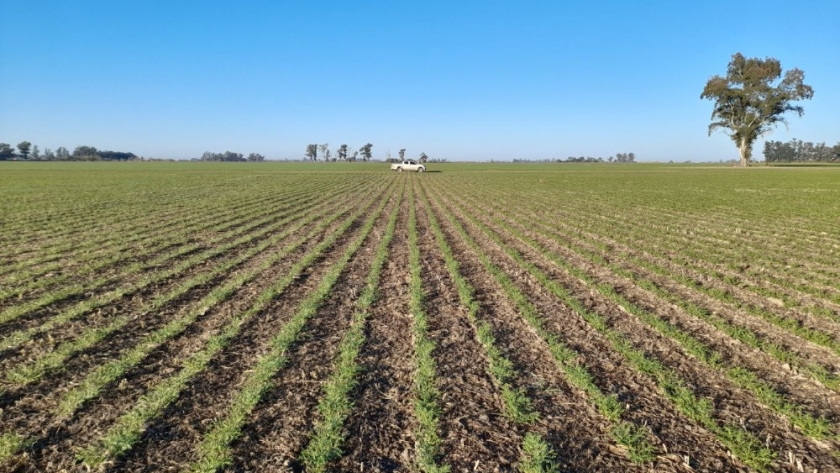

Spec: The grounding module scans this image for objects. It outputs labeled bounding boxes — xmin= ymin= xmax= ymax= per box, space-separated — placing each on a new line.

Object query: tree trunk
xmin=739 ymin=138 xmax=750 ymax=167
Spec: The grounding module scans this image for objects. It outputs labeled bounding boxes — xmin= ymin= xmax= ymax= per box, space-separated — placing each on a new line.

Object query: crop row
xmin=0 ymin=178 xmax=392 ymax=465
xmin=0 ymin=177 xmax=365 ymax=345
xmin=426 ymin=177 xmax=839 ymax=471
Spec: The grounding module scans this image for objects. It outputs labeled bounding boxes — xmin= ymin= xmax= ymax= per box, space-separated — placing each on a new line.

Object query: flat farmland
xmin=1 ymin=162 xmax=840 ymax=473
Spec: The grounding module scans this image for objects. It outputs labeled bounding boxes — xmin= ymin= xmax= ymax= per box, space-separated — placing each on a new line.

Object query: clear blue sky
xmin=2 ymin=0 xmax=838 ymax=161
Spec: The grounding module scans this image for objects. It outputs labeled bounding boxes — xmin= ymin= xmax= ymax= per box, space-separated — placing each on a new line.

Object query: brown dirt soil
xmin=607 ymin=232 xmax=840 ymax=344
xmin=423 ymin=187 xmax=651 ymax=473
xmin=442 ymin=191 xmax=839 ymax=473
xmin=479 ymin=194 xmax=840 ymax=415
xmin=0 ymin=200 xmax=358 ymax=417
xmin=412 ymin=184 xmax=523 ymax=472
xmin=432 ymin=187 xmax=743 ymax=472
xmin=525 ymin=202 xmax=840 ymax=346
xmin=221 ymin=194 xmax=399 ymax=472
xmin=0 ymin=190 xmax=326 ymax=336
xmin=0 ymin=198 xmax=374 ymax=473
xmin=460 ymin=186 xmax=840 ymax=390
xmin=332 ymin=198 xmax=418 ymax=472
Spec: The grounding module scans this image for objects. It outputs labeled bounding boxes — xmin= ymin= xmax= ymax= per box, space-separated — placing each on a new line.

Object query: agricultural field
xmin=1 ymin=162 xmax=840 ymax=473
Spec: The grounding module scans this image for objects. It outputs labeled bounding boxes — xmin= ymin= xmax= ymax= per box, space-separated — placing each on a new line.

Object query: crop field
xmin=1 ymin=162 xmax=840 ymax=472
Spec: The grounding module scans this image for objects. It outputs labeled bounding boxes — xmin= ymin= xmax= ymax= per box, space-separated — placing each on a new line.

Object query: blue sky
xmin=1 ymin=0 xmax=838 ymax=161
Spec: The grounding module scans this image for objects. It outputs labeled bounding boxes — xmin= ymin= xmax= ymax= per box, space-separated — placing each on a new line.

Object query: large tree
xmin=359 ymin=143 xmax=373 ymax=161
xmin=305 ymin=144 xmax=317 ymax=161
xmin=0 ymin=143 xmax=14 ymax=160
xmin=17 ymin=141 xmax=31 ymax=160
xmin=701 ymin=53 xmax=813 ymax=167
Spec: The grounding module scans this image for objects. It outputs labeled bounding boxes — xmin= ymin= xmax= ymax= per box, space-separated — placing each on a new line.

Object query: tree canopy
xmin=17 ymin=142 xmax=31 ymax=160
xmin=305 ymin=144 xmax=318 ymax=161
xmin=359 ymin=143 xmax=373 ymax=161
xmin=0 ymin=143 xmax=14 ymax=160
xmin=701 ymin=53 xmax=813 ymax=167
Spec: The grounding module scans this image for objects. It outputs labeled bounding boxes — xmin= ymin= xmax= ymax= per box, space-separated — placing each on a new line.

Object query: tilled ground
xmin=1 ymin=204 xmax=373 ymax=472
xmin=332 ymin=197 xmax=417 ymax=472
xmin=412 ymin=187 xmax=523 ymax=471
xmin=222 ymin=194 xmax=400 ymax=472
xmin=422 ymin=187 xmax=648 ymax=473
xmin=430 ymin=187 xmax=742 ymax=472
xmin=3 ymin=168 xmax=840 ymax=473
xmin=440 ymin=185 xmax=840 ymax=472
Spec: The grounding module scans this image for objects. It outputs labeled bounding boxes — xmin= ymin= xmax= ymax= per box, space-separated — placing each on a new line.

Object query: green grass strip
xmin=0 ymin=179 xmax=354 ymax=327
xmin=75 ymin=185 xmax=390 ymax=470
xmin=187 ymin=187 xmax=392 ymax=473
xmin=431 ymin=192 xmax=654 ymax=463
xmin=519 ymin=432 xmax=559 ymax=473
xmin=407 ymin=183 xmax=450 ymax=473
xmin=0 ymin=433 xmax=28 ymax=462
xmin=297 ymin=184 xmax=403 ymax=472
xmin=0 ymin=188 xmax=280 ymax=293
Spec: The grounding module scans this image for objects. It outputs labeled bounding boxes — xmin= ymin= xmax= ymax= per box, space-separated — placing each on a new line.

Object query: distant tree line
xmin=303 ymin=143 xmax=430 ymax=163
xmin=199 ymin=151 xmax=265 ymax=162
xmin=763 ymin=139 xmax=840 ymax=163
xmin=556 ymin=152 xmax=636 ymax=163
xmin=305 ymin=143 xmax=370 ymax=162
xmin=0 ymin=142 xmax=138 ymax=161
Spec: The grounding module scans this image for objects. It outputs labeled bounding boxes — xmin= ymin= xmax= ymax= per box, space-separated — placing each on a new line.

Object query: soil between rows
xmin=514 ymin=196 xmax=840 ymax=363
xmin=502 ymin=198 xmax=840 ymax=386
xmin=422 ymin=186 xmax=648 ymax=472
xmin=479 ymin=193 xmax=840 ymax=417
xmin=0 ymin=199 xmax=359 ymax=417
xmin=0 ymin=197 xmax=377 ymax=472
xmin=332 ymin=193 xmax=418 ymax=472
xmin=221 ymin=188 xmax=402 ymax=472
xmin=0 ymin=188 xmax=334 ymax=337
xmin=439 ymin=186 xmax=840 ymax=472
xmin=110 ymin=191 xmax=398 ymax=471
xmin=431 ymin=183 xmax=746 ymax=472
xmin=413 ymin=182 xmax=522 ymax=472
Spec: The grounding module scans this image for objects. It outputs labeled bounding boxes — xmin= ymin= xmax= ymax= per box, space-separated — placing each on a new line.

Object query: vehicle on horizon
xmin=390 ymin=160 xmax=426 ymax=172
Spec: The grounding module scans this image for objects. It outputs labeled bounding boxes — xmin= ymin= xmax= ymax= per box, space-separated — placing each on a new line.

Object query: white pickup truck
xmin=390 ymin=160 xmax=426 ymax=172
